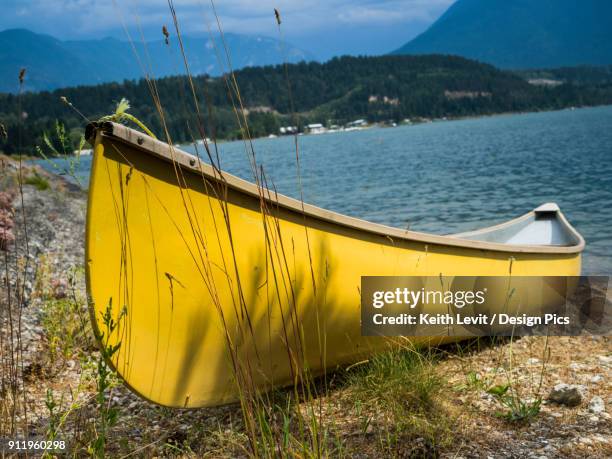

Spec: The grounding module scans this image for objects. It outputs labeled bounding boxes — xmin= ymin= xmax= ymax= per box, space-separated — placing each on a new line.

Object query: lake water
xmin=44 ymin=105 xmax=612 ymax=274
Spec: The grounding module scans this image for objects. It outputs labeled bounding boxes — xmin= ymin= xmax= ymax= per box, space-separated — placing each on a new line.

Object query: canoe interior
xmin=453 ymin=206 xmax=582 ymax=247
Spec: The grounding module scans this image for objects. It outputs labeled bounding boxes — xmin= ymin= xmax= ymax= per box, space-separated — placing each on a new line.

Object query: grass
xmin=24 ymin=170 xmax=50 ymax=190
xmin=35 ymin=261 xmax=93 ymax=365
xmin=344 ymin=344 xmax=453 ymax=456
xmin=347 ymin=345 xmax=442 ymax=411
xmin=0 ymin=160 xmax=28 ymax=440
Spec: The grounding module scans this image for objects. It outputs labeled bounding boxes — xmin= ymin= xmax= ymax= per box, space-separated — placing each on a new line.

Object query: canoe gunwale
xmin=86 ymin=122 xmax=585 ymax=255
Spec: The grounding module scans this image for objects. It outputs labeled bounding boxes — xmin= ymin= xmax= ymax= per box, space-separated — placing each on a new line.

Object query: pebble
xmin=592 ymin=434 xmax=607 ymax=443
xmin=588 ymin=396 xmax=605 ymax=414
xmin=598 ymin=355 xmax=612 ymax=366
xmin=589 ymin=374 xmax=604 ymax=384
xmin=548 ymin=384 xmax=584 ymax=407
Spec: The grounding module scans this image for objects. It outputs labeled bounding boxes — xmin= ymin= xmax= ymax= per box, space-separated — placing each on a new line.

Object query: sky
xmin=1 ymin=0 xmax=455 ymax=59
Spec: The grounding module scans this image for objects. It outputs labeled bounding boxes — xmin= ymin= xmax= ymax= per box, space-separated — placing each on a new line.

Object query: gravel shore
xmin=1 ymin=157 xmax=610 ymax=458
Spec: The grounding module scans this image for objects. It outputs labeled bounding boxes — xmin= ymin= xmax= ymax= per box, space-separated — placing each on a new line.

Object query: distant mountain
xmin=0 ymin=29 xmax=315 ymax=93
xmin=393 ymin=0 xmax=612 ymax=69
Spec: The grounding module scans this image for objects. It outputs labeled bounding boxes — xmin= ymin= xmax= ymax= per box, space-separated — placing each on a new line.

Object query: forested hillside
xmin=2 ymin=55 xmax=612 ymax=155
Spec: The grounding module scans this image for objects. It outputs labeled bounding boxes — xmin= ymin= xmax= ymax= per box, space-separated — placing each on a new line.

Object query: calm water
xmin=45 ymin=105 xmax=612 ymax=274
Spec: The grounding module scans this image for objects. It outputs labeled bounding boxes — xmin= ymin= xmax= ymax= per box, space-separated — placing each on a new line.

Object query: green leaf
xmin=487 ymin=384 xmax=510 ymax=397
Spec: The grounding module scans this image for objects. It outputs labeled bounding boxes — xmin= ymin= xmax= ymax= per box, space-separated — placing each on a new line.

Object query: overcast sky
xmin=2 ymin=0 xmax=455 ymax=59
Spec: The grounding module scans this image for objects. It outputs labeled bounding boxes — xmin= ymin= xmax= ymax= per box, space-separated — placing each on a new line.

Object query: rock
xmin=526 ymin=358 xmax=540 ymax=365
xmin=598 ymin=355 xmax=612 ymax=366
xmin=590 ymin=374 xmax=604 ymax=384
xmin=548 ymin=384 xmax=583 ymax=407
xmin=588 ymin=396 xmax=605 ymax=414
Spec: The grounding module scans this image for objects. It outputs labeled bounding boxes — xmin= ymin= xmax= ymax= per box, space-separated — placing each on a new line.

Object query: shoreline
xmin=6 ymin=103 xmax=611 ymax=159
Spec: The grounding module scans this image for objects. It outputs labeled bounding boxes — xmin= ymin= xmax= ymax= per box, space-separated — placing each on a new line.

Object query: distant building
xmin=444 ymin=90 xmax=491 ymax=100
xmin=279 ymin=126 xmax=298 ymax=135
xmin=527 ymin=78 xmax=562 ymax=87
xmin=346 ymin=119 xmax=367 ymax=129
xmin=306 ymin=123 xmax=326 ymax=134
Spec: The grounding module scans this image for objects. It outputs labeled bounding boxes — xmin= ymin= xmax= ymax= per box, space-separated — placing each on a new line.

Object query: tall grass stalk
xmin=0 ymin=67 xmax=30 ymax=441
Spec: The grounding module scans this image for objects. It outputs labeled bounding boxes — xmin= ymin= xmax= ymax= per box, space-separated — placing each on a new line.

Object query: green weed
xmin=87 ymin=299 xmax=126 ymax=458
xmin=487 ymin=383 xmax=542 ymax=423
xmin=98 ymin=98 xmax=157 ymax=139
xmin=24 ymin=170 xmax=49 ymax=190
xmin=38 ymin=265 xmax=92 ymax=364
xmin=36 ymin=120 xmax=84 ymax=187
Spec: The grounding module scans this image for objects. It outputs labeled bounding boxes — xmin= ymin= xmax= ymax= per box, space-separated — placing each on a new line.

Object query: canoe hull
xmin=86 ymin=126 xmax=582 ymax=407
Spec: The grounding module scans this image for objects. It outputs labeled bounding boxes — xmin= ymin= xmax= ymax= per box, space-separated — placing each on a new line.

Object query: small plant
xmin=88 ymin=299 xmax=126 ymax=458
xmin=36 ymin=120 xmax=84 ymax=187
xmin=454 ymin=370 xmax=490 ymax=392
xmin=98 ymin=98 xmax=156 ymax=139
xmin=486 ymin=383 xmax=542 ymax=423
xmin=44 ymin=389 xmax=62 ymax=443
xmin=38 ymin=264 xmax=91 ymax=365
xmin=454 ymin=339 xmax=546 ymax=424
xmin=42 ymin=383 xmax=91 ymax=457
xmin=24 ymin=169 xmax=50 ymax=190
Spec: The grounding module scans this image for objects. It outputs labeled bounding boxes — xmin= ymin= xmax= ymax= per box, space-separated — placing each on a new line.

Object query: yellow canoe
xmin=85 ymin=122 xmax=584 ymax=408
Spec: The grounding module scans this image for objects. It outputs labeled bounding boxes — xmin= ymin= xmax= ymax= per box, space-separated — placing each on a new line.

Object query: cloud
xmin=0 ymin=0 xmax=454 ymax=37
xmin=336 ymin=0 xmax=453 ymax=24
xmin=0 ymin=0 xmax=454 ymax=58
